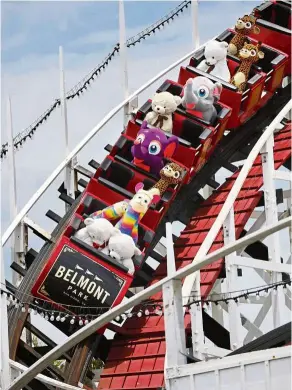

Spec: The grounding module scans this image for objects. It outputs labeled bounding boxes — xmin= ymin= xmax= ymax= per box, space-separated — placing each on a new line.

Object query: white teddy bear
xmin=74 ymin=218 xmax=118 ymax=247
xmin=102 ymin=231 xmax=141 ymax=275
xmin=145 ymin=91 xmax=182 ymax=133
xmin=197 ymin=40 xmax=231 ymax=82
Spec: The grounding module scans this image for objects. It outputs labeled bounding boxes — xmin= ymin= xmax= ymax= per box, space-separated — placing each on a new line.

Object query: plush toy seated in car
xmin=181 ymin=76 xmax=222 ymax=124
xmin=145 ymin=91 xmax=182 ymax=133
xmin=131 ymin=121 xmax=179 ymax=176
xmin=115 ymin=183 xmax=160 ymax=244
xmin=102 ymin=231 xmax=141 ymax=275
xmin=74 ymin=218 xmax=119 ymax=247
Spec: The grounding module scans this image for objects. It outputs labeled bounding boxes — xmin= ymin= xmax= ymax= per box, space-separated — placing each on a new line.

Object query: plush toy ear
xmin=249 ymin=15 xmax=257 ymax=23
xmin=135 ymin=182 xmax=144 ymax=193
xmin=253 ymin=26 xmax=260 ymax=34
xmin=258 ymin=50 xmax=265 ymax=59
xmin=147 ymin=188 xmax=161 ymax=204
xmin=174 ymin=96 xmax=182 ymax=106
xmin=213 ymin=82 xmax=222 ymax=100
xmin=220 ymin=41 xmax=229 ymax=49
xmin=111 ymin=228 xmax=122 ymax=237
xmin=84 ymin=217 xmax=95 ymax=226
xmin=141 ymin=121 xmax=148 ymax=130
xmin=152 ymin=194 xmax=161 ymax=204
xmin=164 ymin=136 xmax=178 ymax=158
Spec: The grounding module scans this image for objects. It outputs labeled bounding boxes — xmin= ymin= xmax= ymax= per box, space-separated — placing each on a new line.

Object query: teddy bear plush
xmin=102 ymin=231 xmax=141 ymax=275
xmin=145 ymin=91 xmax=181 ymax=133
xmin=197 ymin=40 xmax=231 ymax=82
xmin=74 ymin=217 xmax=119 ymax=246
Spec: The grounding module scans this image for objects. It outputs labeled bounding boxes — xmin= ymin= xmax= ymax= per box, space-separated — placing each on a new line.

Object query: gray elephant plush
xmin=181 ymin=76 xmax=222 ymax=123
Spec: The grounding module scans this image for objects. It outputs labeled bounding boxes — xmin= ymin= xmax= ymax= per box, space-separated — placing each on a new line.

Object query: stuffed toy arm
xmin=145 ymin=111 xmax=157 ymax=123
xmin=196 ymin=60 xmax=209 ymax=72
xmin=123 ymin=258 xmax=135 ymax=275
xmin=182 ymin=80 xmax=198 ymax=109
xmin=74 ymin=228 xmax=93 ymax=246
xmin=101 ymin=246 xmax=110 ymax=256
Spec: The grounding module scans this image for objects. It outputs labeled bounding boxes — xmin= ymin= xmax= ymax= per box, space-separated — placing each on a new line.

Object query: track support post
xmin=59 ymin=46 xmax=77 ymax=211
xmin=163 ymin=223 xmax=186 ymax=369
xmin=6 ymin=97 xmax=27 ymax=287
xmin=189 ymin=271 xmax=205 ymax=360
xmin=223 ymin=206 xmax=242 ymax=350
xmin=261 ymin=135 xmax=285 ymax=328
xmin=119 ymin=0 xmax=130 ymax=129
xmin=191 ymin=0 xmax=200 ymax=49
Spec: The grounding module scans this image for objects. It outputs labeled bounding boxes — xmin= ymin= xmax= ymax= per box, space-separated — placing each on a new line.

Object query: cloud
xmin=2 ymin=32 xmax=27 ymax=51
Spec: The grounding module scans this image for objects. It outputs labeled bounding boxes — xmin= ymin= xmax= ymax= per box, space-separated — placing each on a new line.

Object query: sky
xmin=1 ymin=0 xmax=290 ymax=345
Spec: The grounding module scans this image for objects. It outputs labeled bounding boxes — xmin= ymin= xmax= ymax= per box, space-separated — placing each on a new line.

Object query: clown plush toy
xmin=115 ymin=183 xmax=160 ymax=244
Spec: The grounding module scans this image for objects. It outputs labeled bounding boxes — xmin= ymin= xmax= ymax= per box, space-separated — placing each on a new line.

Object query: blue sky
xmin=2 ymin=1 xmax=259 ymax=63
xmin=2 ymin=1 xmax=184 ymax=61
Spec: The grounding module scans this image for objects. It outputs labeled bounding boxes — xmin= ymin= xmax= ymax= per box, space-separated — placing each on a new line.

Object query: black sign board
xmin=38 ymin=245 xmax=126 ymax=311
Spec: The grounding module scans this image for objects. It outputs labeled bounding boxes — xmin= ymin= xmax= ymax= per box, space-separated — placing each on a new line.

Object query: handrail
xmin=1 ymin=36 xmax=216 ymax=247
xmin=181 ymin=100 xmax=292 ymax=302
xmin=7 ymin=216 xmax=292 ymax=390
xmin=9 ymin=360 xmax=81 ymax=390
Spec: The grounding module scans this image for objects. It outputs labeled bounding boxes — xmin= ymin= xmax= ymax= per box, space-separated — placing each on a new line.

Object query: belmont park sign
xmin=34 ymin=244 xmax=127 ymax=311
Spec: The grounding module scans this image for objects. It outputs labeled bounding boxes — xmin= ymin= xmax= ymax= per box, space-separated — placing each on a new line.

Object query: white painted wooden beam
xmin=273 ymin=170 xmax=291 ymax=182
xmin=230 ymin=256 xmax=292 ymax=274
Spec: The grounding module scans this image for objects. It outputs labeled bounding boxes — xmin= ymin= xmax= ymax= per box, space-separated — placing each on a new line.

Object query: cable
xmin=1 ymin=1 xmax=191 ymax=159
xmin=2 ymin=279 xmax=290 ymax=325
xmin=1 ymin=287 xmax=163 ymax=326
xmin=185 ymin=280 xmax=291 ymax=308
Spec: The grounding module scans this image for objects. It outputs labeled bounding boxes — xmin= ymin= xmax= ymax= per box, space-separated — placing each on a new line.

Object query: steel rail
xmin=7 ymin=216 xmax=291 ymax=390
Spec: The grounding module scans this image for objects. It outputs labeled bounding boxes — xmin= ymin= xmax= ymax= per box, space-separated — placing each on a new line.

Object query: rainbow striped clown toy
xmin=115 ymin=183 xmax=161 ymax=244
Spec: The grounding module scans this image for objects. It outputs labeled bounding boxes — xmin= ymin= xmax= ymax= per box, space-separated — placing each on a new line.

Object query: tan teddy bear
xmin=145 ymin=91 xmax=181 ymax=133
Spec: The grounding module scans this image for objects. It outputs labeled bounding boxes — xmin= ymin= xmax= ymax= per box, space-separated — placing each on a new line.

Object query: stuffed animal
xmin=131 ymin=121 xmax=179 ymax=175
xmin=145 ymin=92 xmax=182 ymax=133
xmin=90 ymin=200 xmax=129 ymax=222
xmin=102 ymin=231 xmax=141 ymax=275
xmin=74 ymin=218 xmax=119 ymax=246
xmin=197 ymin=40 xmax=231 ymax=82
xmin=153 ymin=162 xmax=184 ymax=196
xmin=231 ymin=42 xmax=264 ymax=92
xmin=115 ymin=183 xmax=160 ymax=244
xmin=228 ymin=14 xmax=260 ymax=56
xmin=181 ymin=77 xmax=222 ymax=124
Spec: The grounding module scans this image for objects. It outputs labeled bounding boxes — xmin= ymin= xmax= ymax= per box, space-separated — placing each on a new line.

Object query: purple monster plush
xmin=131 ymin=121 xmax=179 ymax=175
